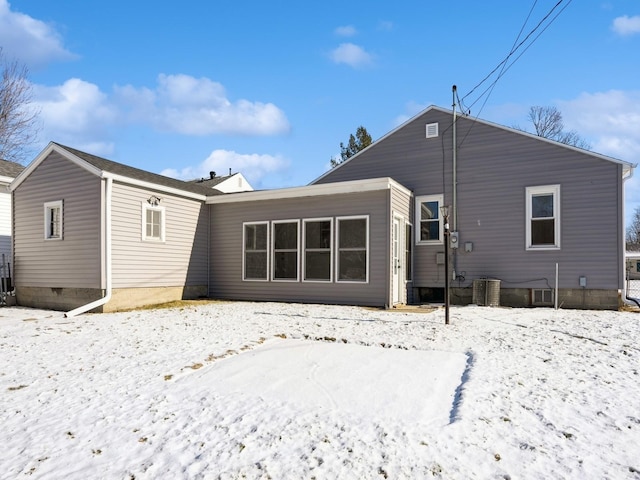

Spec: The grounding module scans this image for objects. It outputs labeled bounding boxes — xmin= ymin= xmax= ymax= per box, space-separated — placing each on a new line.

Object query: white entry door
xmin=392 ymin=218 xmax=401 ymax=304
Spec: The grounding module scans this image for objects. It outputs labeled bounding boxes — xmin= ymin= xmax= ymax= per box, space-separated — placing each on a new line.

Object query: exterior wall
xmin=209 ymin=189 xmax=392 ymax=307
xmin=315 ymin=109 xmax=624 ymax=308
xmin=13 ymin=151 xmax=102 ymax=291
xmin=111 ymin=182 xmax=208 ymax=290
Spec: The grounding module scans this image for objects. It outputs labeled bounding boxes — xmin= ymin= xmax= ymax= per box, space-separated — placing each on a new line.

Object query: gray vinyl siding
xmin=317 ymin=109 xmax=624 ymax=291
xmin=111 ymin=182 xmax=208 ymax=288
xmin=209 ymin=189 xmax=391 ymax=306
xmin=13 ymin=152 xmax=102 ymax=288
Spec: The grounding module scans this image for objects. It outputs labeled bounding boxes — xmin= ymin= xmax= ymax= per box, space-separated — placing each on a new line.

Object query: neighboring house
xmin=191 ymin=170 xmax=253 ymax=193
xmin=626 ymin=251 xmax=640 ymax=281
xmin=0 ymin=159 xmax=25 ymax=288
xmin=10 ymin=106 xmax=636 ymax=313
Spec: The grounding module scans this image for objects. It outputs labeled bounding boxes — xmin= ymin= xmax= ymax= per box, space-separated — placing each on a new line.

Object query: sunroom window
xmin=244 ymin=222 xmax=268 ymax=280
xmin=303 ymin=219 xmax=332 ymax=282
xmin=337 ymin=216 xmax=368 ymax=282
xmin=272 ymin=220 xmax=299 ymax=281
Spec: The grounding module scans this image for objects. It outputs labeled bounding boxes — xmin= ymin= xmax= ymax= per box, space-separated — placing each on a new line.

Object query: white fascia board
xmin=10 ymin=142 xmax=103 ymax=191
xmin=103 ymin=173 xmax=206 ymax=201
xmin=0 ymin=175 xmax=15 ymax=184
xmin=206 ymin=177 xmax=411 ymax=204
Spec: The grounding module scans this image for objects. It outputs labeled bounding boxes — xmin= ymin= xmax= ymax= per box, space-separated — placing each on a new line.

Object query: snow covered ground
xmin=1 ymin=301 xmax=639 ymax=479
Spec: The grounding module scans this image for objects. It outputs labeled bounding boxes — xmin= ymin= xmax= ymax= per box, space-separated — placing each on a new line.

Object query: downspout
xmin=65 ymin=176 xmax=112 ymax=317
xmin=622 ymin=166 xmax=640 ymax=307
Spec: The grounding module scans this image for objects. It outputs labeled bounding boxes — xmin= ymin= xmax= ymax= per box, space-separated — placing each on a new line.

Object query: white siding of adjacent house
xmin=110 ymin=182 xmax=208 ymax=288
xmin=13 ymin=151 xmax=102 ymax=288
xmin=0 ymin=187 xmax=11 ymax=269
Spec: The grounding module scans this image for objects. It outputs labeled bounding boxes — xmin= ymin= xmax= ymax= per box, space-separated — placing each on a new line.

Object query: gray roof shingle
xmin=55 ymin=143 xmax=220 ymax=197
xmin=0 ymin=159 xmax=25 ymax=178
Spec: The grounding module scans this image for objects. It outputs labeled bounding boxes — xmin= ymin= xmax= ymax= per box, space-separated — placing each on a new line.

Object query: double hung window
xmin=272 ymin=221 xmax=299 ymax=281
xmin=44 ymin=200 xmax=63 ymax=240
xmin=244 ymin=222 xmax=268 ymax=280
xmin=303 ymin=219 xmax=332 ymax=281
xmin=526 ymin=185 xmax=560 ymax=250
xmin=337 ymin=216 xmax=368 ymax=282
xmin=415 ymin=194 xmax=443 ymax=244
xmin=142 ymin=205 xmax=165 ymax=242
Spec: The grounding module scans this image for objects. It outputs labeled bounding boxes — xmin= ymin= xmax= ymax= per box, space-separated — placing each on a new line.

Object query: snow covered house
xmin=10 ymin=106 xmax=636 ymax=313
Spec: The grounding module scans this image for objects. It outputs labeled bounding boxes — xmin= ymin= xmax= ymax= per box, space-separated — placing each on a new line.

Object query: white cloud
xmin=32 ymin=78 xmax=117 ymax=155
xmin=334 ymin=25 xmax=357 ymax=37
xmin=558 ymin=90 xmax=640 ymax=223
xmin=0 ymin=0 xmax=76 ymax=67
xmin=329 ymin=43 xmax=374 ymax=68
xmin=115 ymin=74 xmax=290 ymax=136
xmin=161 ymin=149 xmax=289 ymax=187
xmin=612 ymin=15 xmax=640 ymax=36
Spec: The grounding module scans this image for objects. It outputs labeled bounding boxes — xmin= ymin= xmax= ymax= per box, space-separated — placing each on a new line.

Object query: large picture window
xmin=526 ymin=185 xmax=560 ymax=250
xmin=415 ymin=194 xmax=443 ymax=244
xmin=303 ymin=219 xmax=332 ymax=282
xmin=337 ymin=216 xmax=368 ymax=282
xmin=244 ymin=222 xmax=269 ymax=280
xmin=44 ymin=200 xmax=63 ymax=240
xmin=272 ymin=220 xmax=299 ymax=281
xmin=142 ymin=204 xmax=165 ymax=242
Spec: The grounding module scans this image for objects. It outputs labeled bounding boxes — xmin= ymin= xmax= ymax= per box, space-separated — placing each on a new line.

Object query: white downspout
xmin=65 ymin=176 xmax=112 ymax=317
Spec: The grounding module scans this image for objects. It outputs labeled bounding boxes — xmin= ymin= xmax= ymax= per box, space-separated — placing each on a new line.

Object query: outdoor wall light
xmin=147 ymin=195 xmax=162 ymax=206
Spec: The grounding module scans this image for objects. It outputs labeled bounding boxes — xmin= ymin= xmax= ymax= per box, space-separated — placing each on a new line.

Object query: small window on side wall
xmin=415 ymin=194 xmax=443 ymax=244
xmin=142 ymin=204 xmax=165 ymax=242
xmin=44 ymin=200 xmax=63 ymax=240
xmin=526 ymin=185 xmax=560 ymax=250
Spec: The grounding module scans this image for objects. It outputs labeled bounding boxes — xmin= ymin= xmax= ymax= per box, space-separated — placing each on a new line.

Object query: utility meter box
xmin=450 ymin=231 xmax=459 ymax=249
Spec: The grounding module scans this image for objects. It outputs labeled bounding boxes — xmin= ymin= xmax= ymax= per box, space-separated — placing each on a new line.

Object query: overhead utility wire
xmin=460 ymin=0 xmax=569 ymax=111
xmin=456 ymin=0 xmax=572 ymax=147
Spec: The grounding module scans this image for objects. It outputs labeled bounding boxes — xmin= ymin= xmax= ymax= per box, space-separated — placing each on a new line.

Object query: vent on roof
xmin=426 ymin=123 xmax=439 ymax=138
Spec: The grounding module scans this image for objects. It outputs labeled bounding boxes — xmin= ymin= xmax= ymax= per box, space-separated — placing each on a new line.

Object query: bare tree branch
xmin=0 ymin=48 xmax=40 ymax=163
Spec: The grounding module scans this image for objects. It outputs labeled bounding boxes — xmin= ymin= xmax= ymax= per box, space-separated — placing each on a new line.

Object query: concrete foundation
xmin=16 ymin=285 xmax=208 ymax=313
xmin=450 ymin=287 xmax=619 ymax=310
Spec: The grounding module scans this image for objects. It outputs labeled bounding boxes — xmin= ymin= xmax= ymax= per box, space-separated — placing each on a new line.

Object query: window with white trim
xmin=303 ymin=218 xmax=332 ymax=282
xmin=415 ymin=194 xmax=443 ymax=244
xmin=142 ymin=204 xmax=165 ymax=242
xmin=526 ymin=185 xmax=560 ymax=250
xmin=44 ymin=200 xmax=63 ymax=240
xmin=337 ymin=216 xmax=368 ymax=282
xmin=272 ymin=220 xmax=299 ymax=281
xmin=243 ymin=222 xmax=268 ymax=280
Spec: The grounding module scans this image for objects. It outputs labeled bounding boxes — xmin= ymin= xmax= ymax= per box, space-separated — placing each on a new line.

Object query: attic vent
xmin=426 ymin=123 xmax=439 ymax=138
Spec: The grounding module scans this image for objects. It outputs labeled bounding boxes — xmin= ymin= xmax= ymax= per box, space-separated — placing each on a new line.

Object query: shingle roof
xmin=0 ymin=159 xmax=25 ymax=178
xmin=189 ymin=173 xmax=235 ymax=188
xmin=54 ymin=143 xmax=220 ymax=197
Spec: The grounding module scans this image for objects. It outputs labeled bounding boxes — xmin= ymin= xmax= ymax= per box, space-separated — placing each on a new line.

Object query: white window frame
xmin=243 ymin=221 xmax=269 ymax=281
xmin=142 ymin=204 xmax=166 ymax=242
xmin=44 ymin=200 xmax=63 ymax=240
xmin=271 ymin=219 xmax=300 ymax=282
xmin=302 ymin=218 xmax=333 ymax=283
xmin=336 ymin=215 xmax=369 ymax=283
xmin=526 ymin=185 xmax=560 ymax=250
xmin=415 ymin=194 xmax=444 ymax=245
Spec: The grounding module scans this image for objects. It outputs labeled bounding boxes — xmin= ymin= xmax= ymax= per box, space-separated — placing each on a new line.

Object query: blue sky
xmin=2 ymin=0 xmax=640 ymax=223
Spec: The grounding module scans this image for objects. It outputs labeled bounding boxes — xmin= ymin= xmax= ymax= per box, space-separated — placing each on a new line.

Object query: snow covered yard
xmin=1 ymin=302 xmax=639 ymax=479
